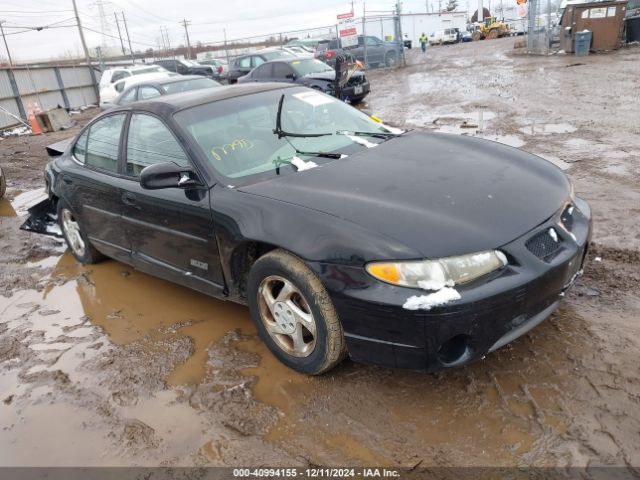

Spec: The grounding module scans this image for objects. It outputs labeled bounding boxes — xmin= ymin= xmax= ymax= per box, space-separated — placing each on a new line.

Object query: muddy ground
xmin=0 ymin=39 xmax=639 ymax=470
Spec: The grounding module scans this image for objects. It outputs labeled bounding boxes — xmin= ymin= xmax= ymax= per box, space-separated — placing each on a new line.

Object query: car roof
xmin=110 ymin=82 xmax=296 ymax=115
xmin=262 ymin=57 xmax=319 ymax=65
xmin=145 ymin=74 xmax=208 ymax=85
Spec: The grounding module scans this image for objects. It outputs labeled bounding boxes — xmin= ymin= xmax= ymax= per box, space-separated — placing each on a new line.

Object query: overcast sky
xmin=0 ymin=0 xmax=475 ymax=62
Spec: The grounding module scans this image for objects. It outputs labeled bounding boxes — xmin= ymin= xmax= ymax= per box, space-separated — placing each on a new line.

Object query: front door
xmin=120 ymin=112 xmax=225 ymax=296
xmin=64 ymin=112 xmax=131 ymax=263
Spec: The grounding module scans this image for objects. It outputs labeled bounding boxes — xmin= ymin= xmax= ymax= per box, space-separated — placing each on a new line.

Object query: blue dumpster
xmin=575 ymin=30 xmax=592 ymax=56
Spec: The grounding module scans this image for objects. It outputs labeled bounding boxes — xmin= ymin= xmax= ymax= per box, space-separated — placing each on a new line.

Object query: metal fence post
xmin=6 ymin=68 xmax=26 ymax=121
xmin=54 ymin=67 xmax=71 ymax=109
xmin=87 ymin=65 xmax=100 ymax=100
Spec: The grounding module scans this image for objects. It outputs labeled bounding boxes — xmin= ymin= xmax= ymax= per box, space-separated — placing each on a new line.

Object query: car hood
xmin=303 ymin=70 xmax=364 ymax=82
xmin=239 ymin=132 xmax=570 ymax=259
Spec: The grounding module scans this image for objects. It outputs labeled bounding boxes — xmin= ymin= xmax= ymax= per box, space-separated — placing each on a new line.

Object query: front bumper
xmin=315 ymin=197 xmax=592 ymax=371
xmin=342 ymin=81 xmax=370 ymax=103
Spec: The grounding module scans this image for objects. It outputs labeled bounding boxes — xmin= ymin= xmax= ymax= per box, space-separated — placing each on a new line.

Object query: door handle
xmin=121 ymin=192 xmax=138 ymax=207
xmin=62 ymin=177 xmax=73 ymax=185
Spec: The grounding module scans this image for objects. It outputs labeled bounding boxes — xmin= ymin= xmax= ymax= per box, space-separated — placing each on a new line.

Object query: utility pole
xmin=478 ymin=0 xmax=484 ymax=21
xmin=121 ymin=12 xmax=135 ymax=64
xmin=72 ymin=0 xmax=91 ymax=64
xmin=223 ymin=28 xmax=230 ymax=65
xmin=114 ymin=12 xmax=126 ymax=55
xmin=164 ymin=26 xmax=173 ymax=58
xmin=179 ymin=19 xmax=192 ymax=59
xmin=0 ymin=21 xmax=12 ymax=66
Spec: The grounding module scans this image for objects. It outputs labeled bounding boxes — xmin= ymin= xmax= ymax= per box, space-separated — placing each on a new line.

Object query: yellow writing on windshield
xmin=211 ymin=139 xmax=255 ymax=161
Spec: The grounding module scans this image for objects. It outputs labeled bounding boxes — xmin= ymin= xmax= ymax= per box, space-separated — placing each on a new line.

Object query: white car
xmin=100 ymin=71 xmax=177 ymax=109
xmin=98 ymin=65 xmax=169 ymax=107
xmin=281 ymin=46 xmax=314 ymax=58
xmin=429 ymin=29 xmax=459 ymax=45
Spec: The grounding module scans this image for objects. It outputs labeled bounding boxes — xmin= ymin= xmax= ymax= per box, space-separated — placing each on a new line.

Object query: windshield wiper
xmin=336 ymin=130 xmax=403 ymax=139
xmin=271 ymin=94 xmax=345 ymax=165
xmin=273 ymin=94 xmax=332 ymax=139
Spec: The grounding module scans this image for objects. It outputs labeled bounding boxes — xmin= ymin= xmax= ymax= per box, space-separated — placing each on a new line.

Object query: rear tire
xmin=57 ymin=199 xmax=104 ymax=264
xmin=247 ymin=249 xmax=346 ymax=375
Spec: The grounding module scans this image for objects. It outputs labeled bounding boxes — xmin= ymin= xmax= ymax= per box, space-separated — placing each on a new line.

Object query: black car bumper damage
xmin=314 ymin=197 xmax=592 ymax=371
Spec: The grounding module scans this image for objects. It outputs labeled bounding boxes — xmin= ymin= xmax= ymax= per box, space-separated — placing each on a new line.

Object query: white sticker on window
xmin=292 ymin=91 xmax=335 ymax=107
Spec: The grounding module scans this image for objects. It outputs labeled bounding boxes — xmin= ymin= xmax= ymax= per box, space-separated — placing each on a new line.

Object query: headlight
xmin=366 ymin=250 xmax=508 ymax=290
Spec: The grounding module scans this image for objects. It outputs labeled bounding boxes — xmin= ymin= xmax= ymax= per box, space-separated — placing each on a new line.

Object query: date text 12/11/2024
xmin=232 ymin=468 xmax=401 ymax=478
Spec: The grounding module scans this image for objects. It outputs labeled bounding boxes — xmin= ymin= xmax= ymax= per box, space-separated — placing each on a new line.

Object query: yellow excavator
xmin=471 ymin=16 xmax=510 ymax=40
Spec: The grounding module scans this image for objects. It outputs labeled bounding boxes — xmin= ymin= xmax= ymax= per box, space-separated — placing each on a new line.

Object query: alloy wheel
xmin=257 ymin=275 xmax=317 ymax=358
xmin=61 ymin=208 xmax=86 ymax=257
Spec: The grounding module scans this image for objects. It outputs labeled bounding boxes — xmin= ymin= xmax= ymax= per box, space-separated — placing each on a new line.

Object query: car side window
xmin=126 ymin=114 xmax=190 ymax=178
xmin=366 ymin=36 xmax=380 ymax=46
xmin=114 ymin=80 xmax=126 ymax=93
xmin=119 ymin=88 xmax=137 ymax=105
xmin=139 ymin=86 xmax=161 ymax=100
xmin=73 ymin=129 xmax=89 ymax=163
xmin=85 ymin=114 xmax=126 ymax=173
xmin=253 ymin=56 xmax=265 ymax=67
xmin=238 ymin=57 xmax=251 ymax=68
xmin=272 ymin=62 xmax=294 ymax=79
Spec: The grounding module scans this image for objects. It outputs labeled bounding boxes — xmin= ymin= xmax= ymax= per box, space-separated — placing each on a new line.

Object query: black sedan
xmin=108 ymin=75 xmax=220 ymax=109
xmin=238 ymin=57 xmax=369 ymax=104
xmin=44 ymin=84 xmax=591 ymax=375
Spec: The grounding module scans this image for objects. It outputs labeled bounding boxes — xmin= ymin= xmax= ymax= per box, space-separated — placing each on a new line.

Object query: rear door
xmin=62 ymin=112 xmax=131 ymax=263
xmin=119 ymin=112 xmax=225 ymax=296
xmin=271 ymin=62 xmax=296 ymax=83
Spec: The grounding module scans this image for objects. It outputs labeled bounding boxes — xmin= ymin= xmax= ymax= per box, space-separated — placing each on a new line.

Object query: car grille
xmin=526 ymin=228 xmax=562 ymax=261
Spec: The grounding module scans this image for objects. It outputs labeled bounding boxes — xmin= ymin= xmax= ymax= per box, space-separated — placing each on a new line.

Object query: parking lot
xmin=1 ymin=38 xmax=639 ymax=469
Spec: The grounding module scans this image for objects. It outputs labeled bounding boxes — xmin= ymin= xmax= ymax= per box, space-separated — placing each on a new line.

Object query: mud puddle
xmin=519 ymin=123 xmax=576 ymax=135
xmin=0 ymin=198 xmax=16 ymax=217
xmin=0 ymin=252 xmax=299 ymax=465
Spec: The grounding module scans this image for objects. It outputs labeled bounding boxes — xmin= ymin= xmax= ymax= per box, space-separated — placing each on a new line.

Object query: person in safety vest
xmin=419 ymin=33 xmax=428 ymax=52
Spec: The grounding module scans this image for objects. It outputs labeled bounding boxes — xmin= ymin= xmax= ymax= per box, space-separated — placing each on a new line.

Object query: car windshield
xmin=163 ymin=78 xmax=220 ymax=94
xmin=182 ymin=59 xmax=201 ymax=67
xmin=290 ymin=59 xmax=333 ymax=76
xmin=175 ymin=88 xmax=396 ymax=181
xmin=263 ymin=50 xmax=295 ymax=60
xmin=131 ymin=66 xmax=165 ymax=75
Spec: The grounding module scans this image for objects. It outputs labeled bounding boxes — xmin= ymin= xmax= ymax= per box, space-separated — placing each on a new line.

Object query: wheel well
xmin=229 ymin=241 xmax=278 ymax=299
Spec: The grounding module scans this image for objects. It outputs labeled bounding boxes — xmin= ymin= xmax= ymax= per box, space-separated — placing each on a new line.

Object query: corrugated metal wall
xmin=0 ymin=65 xmax=98 ymax=129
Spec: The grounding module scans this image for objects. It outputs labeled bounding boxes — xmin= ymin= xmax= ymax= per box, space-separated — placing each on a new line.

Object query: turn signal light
xmin=366 ymin=263 xmax=400 ymax=284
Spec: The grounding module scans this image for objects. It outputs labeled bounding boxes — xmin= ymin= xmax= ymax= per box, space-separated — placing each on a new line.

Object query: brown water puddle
xmin=0 ymin=198 xmax=16 ymax=217
xmin=3 ymin=252 xmax=255 ymax=386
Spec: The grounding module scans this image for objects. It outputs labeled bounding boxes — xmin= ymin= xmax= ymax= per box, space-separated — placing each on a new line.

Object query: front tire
xmin=57 ymin=199 xmax=103 ymax=264
xmin=247 ymin=249 xmax=346 ymax=375
xmin=385 ymin=51 xmax=398 ymax=68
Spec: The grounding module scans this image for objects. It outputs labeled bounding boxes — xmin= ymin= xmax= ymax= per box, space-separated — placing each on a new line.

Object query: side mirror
xmin=140 ymin=162 xmax=202 ymax=190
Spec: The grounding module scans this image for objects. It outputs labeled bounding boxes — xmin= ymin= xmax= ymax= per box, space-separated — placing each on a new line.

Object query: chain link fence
xmin=527 ymin=0 xmax=554 ymax=54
